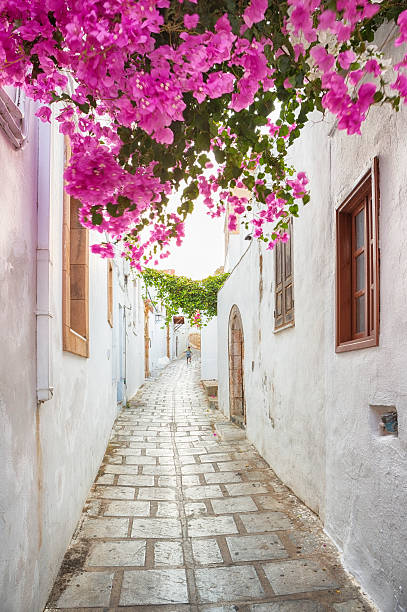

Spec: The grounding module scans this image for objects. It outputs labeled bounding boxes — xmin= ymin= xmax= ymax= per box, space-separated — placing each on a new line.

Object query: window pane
xmin=356 ymin=295 xmax=365 ymax=333
xmin=356 ymin=253 xmax=365 ymax=292
xmin=276 ymin=245 xmax=282 ymax=285
xmin=276 ymin=292 xmax=282 ymax=316
xmin=284 ymin=239 xmax=291 ymax=277
xmin=285 ymin=284 xmax=293 ymax=311
xmin=355 ymin=209 xmax=365 ymax=250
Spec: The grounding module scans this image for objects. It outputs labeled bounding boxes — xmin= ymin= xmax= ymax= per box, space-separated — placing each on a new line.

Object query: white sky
xmin=156 ymin=196 xmax=225 ymax=280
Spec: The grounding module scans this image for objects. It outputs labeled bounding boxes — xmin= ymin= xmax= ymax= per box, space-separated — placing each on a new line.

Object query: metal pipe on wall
xmin=36 ymin=118 xmax=53 ymax=403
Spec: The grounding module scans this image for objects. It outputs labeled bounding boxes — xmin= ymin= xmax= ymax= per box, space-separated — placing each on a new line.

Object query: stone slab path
xmin=46 ymin=357 xmax=375 ymax=612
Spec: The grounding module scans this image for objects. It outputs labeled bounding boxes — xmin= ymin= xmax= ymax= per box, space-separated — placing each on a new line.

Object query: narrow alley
xmin=46 ymin=356 xmax=374 ymax=612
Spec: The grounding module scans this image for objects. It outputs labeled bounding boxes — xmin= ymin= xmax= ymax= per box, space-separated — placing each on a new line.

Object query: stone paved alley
xmin=46 ymin=357 xmax=375 ymax=612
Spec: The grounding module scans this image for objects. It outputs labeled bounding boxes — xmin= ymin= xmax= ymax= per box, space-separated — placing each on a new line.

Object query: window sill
xmin=336 ymin=335 xmax=378 ymax=353
xmin=274 ymin=321 xmax=295 ymax=334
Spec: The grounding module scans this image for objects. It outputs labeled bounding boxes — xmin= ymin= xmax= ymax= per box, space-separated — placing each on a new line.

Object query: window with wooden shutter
xmin=62 ymin=136 xmax=89 ymax=357
xmin=274 ymin=220 xmax=294 ymax=330
xmin=336 ymin=158 xmax=380 ymax=352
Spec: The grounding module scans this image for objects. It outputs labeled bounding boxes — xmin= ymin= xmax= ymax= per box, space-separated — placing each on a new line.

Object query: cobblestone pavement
xmin=46 ymin=357 xmax=375 ymax=612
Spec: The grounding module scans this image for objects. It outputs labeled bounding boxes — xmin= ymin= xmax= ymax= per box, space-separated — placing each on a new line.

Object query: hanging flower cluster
xmin=0 ymin=0 xmax=406 ymax=262
xmin=197 ymin=122 xmax=309 ymax=248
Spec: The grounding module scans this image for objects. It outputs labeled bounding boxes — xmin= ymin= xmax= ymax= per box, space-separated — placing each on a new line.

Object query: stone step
xmin=201 ymin=379 xmax=218 ymax=397
xmin=208 ymin=397 xmax=218 ymax=410
xmin=214 ymin=421 xmax=246 ymax=442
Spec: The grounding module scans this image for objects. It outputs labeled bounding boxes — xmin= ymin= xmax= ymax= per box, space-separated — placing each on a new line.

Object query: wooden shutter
xmin=62 ymin=137 xmax=89 ymax=357
xmin=284 ymin=223 xmax=294 ymax=323
xmin=275 ymin=240 xmax=284 ymax=328
xmin=275 ymin=220 xmax=294 ymax=329
xmin=69 ymin=197 xmax=89 ymax=338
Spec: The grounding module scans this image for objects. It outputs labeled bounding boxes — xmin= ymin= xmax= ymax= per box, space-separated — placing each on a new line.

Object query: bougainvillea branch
xmin=141 ymin=268 xmax=230 ymax=327
xmin=0 ymin=1 xmax=406 ymax=265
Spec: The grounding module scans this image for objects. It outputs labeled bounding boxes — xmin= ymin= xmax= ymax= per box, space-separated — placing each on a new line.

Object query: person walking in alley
xmin=186 ymin=346 xmax=192 ymax=365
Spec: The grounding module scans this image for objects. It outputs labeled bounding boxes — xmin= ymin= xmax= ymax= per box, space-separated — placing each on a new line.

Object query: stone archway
xmin=228 ymin=305 xmax=246 ymax=428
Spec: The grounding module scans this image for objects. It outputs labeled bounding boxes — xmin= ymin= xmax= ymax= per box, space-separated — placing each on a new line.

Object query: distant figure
xmin=186 ymin=346 xmax=192 ymax=365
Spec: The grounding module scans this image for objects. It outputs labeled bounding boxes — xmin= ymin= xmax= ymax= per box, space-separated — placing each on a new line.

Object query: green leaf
xmin=77 ymin=102 xmax=90 ymax=114
xmin=117 ymin=195 xmax=131 ymax=208
xmin=277 ymin=55 xmax=291 ymax=75
xmin=214 ymin=149 xmax=226 ymax=163
xmin=279 ymin=125 xmax=289 ymax=137
xmin=253 ymin=115 xmax=268 ymax=126
xmin=243 ymin=175 xmax=255 ymax=190
xmin=198 ymin=153 xmax=209 ymax=166
xmin=183 ymin=180 xmax=199 ymax=200
xmin=92 ymin=211 xmax=103 ymax=225
xmin=196 ymin=132 xmax=211 ymax=151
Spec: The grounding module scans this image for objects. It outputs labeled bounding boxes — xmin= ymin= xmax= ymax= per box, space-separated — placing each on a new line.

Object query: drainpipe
xmin=36 ymin=119 xmax=53 ymax=403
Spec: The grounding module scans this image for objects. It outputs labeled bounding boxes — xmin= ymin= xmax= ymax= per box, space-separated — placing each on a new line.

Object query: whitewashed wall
xmin=35 ymin=123 xmax=146 ymax=612
xmin=148 ymin=310 xmax=169 ymax=374
xmin=144 ymin=288 xmax=190 ymax=374
xmin=172 ymin=321 xmax=190 ymax=359
xmin=125 ymin=277 xmax=145 ymax=397
xmin=224 ymin=228 xmax=247 ymax=273
xmin=218 ymin=232 xmax=328 ymax=518
xmin=217 ymin=33 xmax=407 ymax=612
xmin=201 ymin=317 xmax=218 ymax=380
xmin=324 ymin=74 xmax=407 ymax=612
xmin=0 ymin=98 xmax=41 ymax=612
xmin=0 ymin=116 xmax=145 ymax=612
xmin=112 ymin=264 xmax=145 ymax=404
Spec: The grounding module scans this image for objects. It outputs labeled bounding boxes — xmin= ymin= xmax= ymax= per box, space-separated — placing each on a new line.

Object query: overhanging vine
xmin=141 ymin=269 xmax=230 ymax=327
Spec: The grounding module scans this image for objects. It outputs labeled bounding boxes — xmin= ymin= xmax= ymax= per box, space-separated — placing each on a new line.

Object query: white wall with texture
xmin=217 ymin=31 xmax=407 ymax=612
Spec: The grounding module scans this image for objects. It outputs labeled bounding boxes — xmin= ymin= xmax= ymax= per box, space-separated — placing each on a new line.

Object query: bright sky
xmin=157 ymin=196 xmax=225 ymax=280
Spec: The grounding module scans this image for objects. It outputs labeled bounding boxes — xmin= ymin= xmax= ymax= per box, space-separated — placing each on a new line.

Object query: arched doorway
xmin=228 ymin=305 xmax=246 ymax=428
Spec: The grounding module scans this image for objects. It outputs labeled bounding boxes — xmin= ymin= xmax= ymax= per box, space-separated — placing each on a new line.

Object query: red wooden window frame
xmin=336 ymin=158 xmax=380 ymax=353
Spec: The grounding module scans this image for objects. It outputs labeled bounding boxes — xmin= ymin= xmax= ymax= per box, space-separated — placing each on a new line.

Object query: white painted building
xmin=147 ymin=301 xmax=172 ymax=375
xmin=201 ymin=317 xmax=218 ymax=381
xmin=172 ymin=315 xmax=190 ymax=359
xmin=142 ymin=284 xmax=191 ymax=376
xmin=0 ymin=93 xmax=148 ymax=612
xmin=141 ymin=267 xmax=191 ymax=377
xmin=216 ymin=30 xmax=407 ymax=612
xmin=201 ymin=214 xmax=251 ymax=384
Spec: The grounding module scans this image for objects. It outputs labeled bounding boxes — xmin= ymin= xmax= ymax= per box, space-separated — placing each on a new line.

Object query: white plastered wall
xmin=201 ymin=317 xmax=218 ymax=380
xmin=34 ymin=122 xmax=146 ymax=610
xmin=0 ymin=116 xmax=146 ymax=612
xmin=323 ymin=77 xmax=407 ymax=612
xmin=172 ymin=321 xmax=190 ymax=359
xmin=218 ymin=31 xmax=407 ymax=611
xmin=125 ymin=277 xmax=145 ymax=398
xmin=0 ymin=100 xmax=41 ymax=612
xmin=148 ymin=312 xmax=169 ymax=374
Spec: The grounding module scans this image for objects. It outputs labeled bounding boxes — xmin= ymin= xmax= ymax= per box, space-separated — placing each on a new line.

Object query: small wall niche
xmin=369 ymin=405 xmax=398 ymax=438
